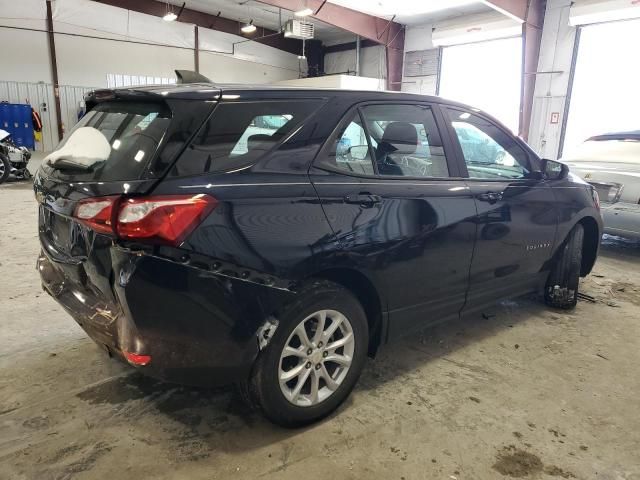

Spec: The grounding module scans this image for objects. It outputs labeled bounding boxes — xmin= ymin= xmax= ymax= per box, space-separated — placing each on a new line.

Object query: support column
xmin=519 ymin=0 xmax=545 ymax=141
xmin=46 ymin=0 xmax=64 ymax=141
xmin=386 ymin=27 xmax=405 ymax=91
xmin=194 ymin=25 xmax=200 ymax=73
xmin=355 ymin=35 xmax=360 ymax=76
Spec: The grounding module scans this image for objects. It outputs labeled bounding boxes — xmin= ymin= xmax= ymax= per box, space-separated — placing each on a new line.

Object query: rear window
xmin=170 ymin=100 xmax=322 ymax=177
xmin=42 ymin=102 xmax=170 ymax=181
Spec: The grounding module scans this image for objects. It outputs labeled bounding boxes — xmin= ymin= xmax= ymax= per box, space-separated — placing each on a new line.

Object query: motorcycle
xmin=0 ymin=129 xmax=32 ymax=184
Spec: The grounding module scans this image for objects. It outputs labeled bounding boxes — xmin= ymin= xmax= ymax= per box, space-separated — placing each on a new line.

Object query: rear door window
xmin=171 ymin=100 xmax=322 ymax=176
xmin=361 ymin=104 xmax=450 ymax=178
xmin=42 ymin=102 xmax=171 ymax=181
xmin=319 ymin=112 xmax=375 ymax=176
xmin=316 ymin=103 xmax=451 ymax=178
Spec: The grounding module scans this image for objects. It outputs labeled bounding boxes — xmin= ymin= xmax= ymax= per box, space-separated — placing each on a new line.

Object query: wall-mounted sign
xmin=550 ymin=112 xmax=560 ymax=124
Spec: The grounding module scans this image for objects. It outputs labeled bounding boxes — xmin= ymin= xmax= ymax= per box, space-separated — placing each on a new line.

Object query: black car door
xmin=309 ymin=102 xmax=478 ymax=340
xmin=442 ymin=107 xmax=558 ymax=313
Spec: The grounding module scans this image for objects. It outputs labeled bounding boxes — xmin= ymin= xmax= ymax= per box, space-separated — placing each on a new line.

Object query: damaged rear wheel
xmin=248 ymin=280 xmax=368 ymax=427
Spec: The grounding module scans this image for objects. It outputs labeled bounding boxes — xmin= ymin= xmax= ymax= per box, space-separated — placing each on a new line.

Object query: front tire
xmin=0 ymin=155 xmax=10 ymax=184
xmin=249 ymin=280 xmax=368 ymax=427
xmin=545 ymin=224 xmax=584 ymax=309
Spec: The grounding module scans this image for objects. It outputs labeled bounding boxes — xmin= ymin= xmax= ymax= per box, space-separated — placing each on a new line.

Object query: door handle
xmin=477 ymin=191 xmax=503 ymax=204
xmin=344 ymin=193 xmax=382 ymax=206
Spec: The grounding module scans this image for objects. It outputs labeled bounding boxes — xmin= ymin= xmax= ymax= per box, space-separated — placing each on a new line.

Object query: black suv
xmin=34 ymin=80 xmax=602 ymax=426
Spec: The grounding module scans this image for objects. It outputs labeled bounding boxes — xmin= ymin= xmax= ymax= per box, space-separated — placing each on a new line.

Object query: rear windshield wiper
xmin=47 ymin=158 xmax=100 ymax=172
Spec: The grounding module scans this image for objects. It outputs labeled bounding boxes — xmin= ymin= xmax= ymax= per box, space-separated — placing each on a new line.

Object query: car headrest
xmin=380 ymin=122 xmax=418 ymax=155
xmin=247 ymin=134 xmax=274 ymax=151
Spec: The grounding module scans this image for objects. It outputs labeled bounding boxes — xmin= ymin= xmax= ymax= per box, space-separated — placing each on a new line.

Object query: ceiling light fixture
xmin=162 ymin=1 xmax=177 ymax=22
xmin=295 ymin=7 xmax=314 ymax=17
xmin=163 ymin=12 xmax=177 ymax=21
xmin=327 ymin=0 xmax=479 ymax=17
xmin=241 ymin=20 xmax=257 ymax=33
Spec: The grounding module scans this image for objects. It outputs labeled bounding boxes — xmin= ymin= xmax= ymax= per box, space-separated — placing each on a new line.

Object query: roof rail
xmin=175 ymin=70 xmax=213 ymax=84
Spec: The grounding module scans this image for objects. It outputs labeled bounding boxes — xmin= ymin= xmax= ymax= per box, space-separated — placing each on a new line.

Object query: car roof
xmin=103 ymin=82 xmax=460 ymax=106
xmin=587 ymin=131 xmax=640 ymax=142
xmin=86 ymin=83 xmax=519 ymax=145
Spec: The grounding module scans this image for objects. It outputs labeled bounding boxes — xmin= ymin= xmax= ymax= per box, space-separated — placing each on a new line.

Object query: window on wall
xmin=106 ymin=74 xmax=176 ymax=88
xmin=438 ymin=37 xmax=523 ymax=133
xmin=562 ymin=18 xmax=640 ymax=157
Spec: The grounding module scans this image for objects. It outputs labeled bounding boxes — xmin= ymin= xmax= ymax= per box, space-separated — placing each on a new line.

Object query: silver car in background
xmin=563 ymin=131 xmax=640 ymax=239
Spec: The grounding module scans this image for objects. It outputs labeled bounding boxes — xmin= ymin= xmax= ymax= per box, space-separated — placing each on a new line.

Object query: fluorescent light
xmin=162 ymin=12 xmax=177 ymax=22
xmin=241 ymin=21 xmax=256 ymax=33
xmin=298 ymin=55 xmax=306 ymax=59
xmin=295 ymin=8 xmax=313 ymax=17
xmin=326 ymin=0 xmax=479 ymax=17
xmin=112 ymin=139 xmax=121 ymax=150
xmin=134 ymin=150 xmax=145 ymax=162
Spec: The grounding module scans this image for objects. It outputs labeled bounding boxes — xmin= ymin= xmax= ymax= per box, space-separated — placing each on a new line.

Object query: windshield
xmin=42 ymin=102 xmax=171 ymax=181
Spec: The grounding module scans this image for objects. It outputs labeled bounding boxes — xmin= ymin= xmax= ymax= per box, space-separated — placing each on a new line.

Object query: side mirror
xmin=540 ymin=158 xmax=569 ymax=180
xmin=348 ymin=145 xmax=370 ymax=161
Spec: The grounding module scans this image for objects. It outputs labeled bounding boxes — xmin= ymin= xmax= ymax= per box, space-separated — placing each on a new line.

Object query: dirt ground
xmin=1 ymin=177 xmax=639 ymax=480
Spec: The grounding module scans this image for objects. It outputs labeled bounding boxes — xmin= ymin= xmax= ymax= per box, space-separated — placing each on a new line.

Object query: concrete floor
xmin=1 ymin=179 xmax=640 ymax=480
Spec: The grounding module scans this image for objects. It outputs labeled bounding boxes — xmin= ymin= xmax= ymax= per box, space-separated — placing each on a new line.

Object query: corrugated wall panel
xmin=0 ymin=81 xmax=95 ymax=152
xmin=59 ymin=84 xmax=95 ymax=138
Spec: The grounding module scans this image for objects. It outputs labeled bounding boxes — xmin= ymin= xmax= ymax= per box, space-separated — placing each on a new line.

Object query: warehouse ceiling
xmin=168 ymin=0 xmax=495 ymax=43
xmin=167 ymin=0 xmax=355 ymax=44
xmin=327 ymin=0 xmax=492 ymax=25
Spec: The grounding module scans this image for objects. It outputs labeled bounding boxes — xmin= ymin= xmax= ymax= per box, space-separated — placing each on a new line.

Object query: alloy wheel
xmin=279 ymin=309 xmax=355 ymax=407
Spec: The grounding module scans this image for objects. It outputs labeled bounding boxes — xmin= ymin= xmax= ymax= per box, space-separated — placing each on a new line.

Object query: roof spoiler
xmin=587 ymin=131 xmax=640 ymax=142
xmin=175 ymin=70 xmax=213 ymax=84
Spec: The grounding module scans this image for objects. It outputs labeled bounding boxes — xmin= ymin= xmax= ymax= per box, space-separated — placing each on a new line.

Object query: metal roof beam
xmin=255 ymin=0 xmax=404 ymax=47
xmin=91 ymin=0 xmax=303 ymax=55
xmin=482 ymin=0 xmax=544 ymax=28
xmin=255 ymin=0 xmax=405 ymax=90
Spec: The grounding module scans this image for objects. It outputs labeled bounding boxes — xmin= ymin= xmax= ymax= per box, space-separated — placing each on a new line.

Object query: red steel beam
xmin=482 ymin=0 xmax=534 ymax=25
xmin=91 ymin=0 xmax=303 ymax=55
xmin=255 ymin=0 xmax=405 ymax=90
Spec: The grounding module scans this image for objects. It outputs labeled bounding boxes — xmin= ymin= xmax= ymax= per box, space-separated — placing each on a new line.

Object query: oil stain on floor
xmin=493 ymin=445 xmax=576 ymax=478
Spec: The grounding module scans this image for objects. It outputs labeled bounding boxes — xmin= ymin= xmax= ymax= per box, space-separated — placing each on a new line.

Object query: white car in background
xmin=562 ymin=131 xmax=640 ymax=239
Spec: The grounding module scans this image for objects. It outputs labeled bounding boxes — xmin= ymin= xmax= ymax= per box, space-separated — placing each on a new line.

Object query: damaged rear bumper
xmin=38 ymin=247 xmax=294 ymax=387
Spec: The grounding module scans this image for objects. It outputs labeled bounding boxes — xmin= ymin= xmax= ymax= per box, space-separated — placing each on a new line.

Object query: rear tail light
xmin=123 ymin=351 xmax=151 ymax=366
xmin=74 ymin=196 xmax=119 ymax=234
xmin=74 ymin=194 xmax=217 ymax=246
xmin=117 ymin=195 xmax=216 ymax=245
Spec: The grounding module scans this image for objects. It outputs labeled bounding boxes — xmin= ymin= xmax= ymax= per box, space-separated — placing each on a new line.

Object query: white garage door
xmin=562 ymin=18 xmax=640 ymax=156
xmin=438 ymin=37 xmax=522 ymax=134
